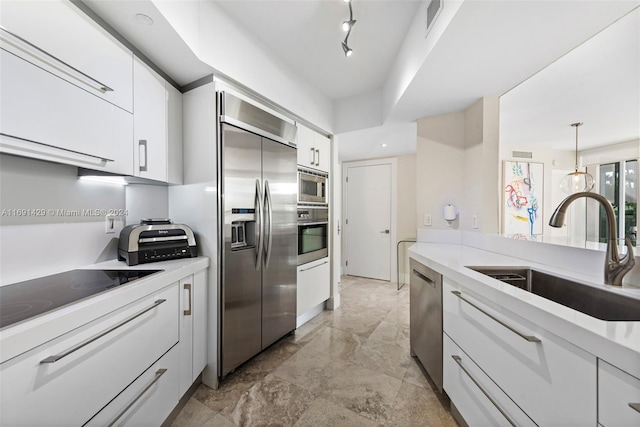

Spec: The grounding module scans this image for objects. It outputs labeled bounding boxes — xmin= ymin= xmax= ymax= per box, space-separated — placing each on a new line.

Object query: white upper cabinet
xmin=133 ymin=57 xmax=183 ymax=184
xmin=0 ymin=0 xmax=133 ymax=112
xmin=297 ymin=124 xmax=330 ymax=173
xmin=0 ymin=0 xmax=134 ymax=172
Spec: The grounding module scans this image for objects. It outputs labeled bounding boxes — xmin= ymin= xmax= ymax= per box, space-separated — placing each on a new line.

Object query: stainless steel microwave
xmin=298 ymin=169 xmax=327 ymax=205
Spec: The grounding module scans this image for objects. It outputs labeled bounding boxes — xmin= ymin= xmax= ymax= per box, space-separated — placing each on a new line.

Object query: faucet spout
xmin=549 ymin=192 xmax=635 ymax=286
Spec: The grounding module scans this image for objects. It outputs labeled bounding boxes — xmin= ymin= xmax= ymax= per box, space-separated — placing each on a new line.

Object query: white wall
xmin=153 ymin=0 xmax=333 ymax=133
xmin=0 ymin=154 xmax=172 ymax=286
xmin=416 ymin=111 xmax=465 ymax=230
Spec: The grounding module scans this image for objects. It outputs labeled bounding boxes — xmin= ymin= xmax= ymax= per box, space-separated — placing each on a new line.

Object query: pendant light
xmin=560 ymin=122 xmax=595 ymax=194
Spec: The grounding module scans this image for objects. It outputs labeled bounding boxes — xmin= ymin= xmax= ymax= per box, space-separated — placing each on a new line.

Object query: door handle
xmin=254 ymin=179 xmax=264 ymax=271
xmin=183 ymin=283 xmax=192 ymax=316
xmin=310 ymin=148 xmax=316 ymax=165
xmin=264 ymin=180 xmax=273 ymax=268
xmin=380 ymin=229 xmax=390 ymax=234
xmin=139 ymin=140 xmax=148 ymax=172
xmin=315 ymin=149 xmax=320 ymax=166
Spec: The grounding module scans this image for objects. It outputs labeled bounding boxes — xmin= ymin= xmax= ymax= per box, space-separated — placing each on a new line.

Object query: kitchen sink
xmin=466 ymin=266 xmax=640 ymax=321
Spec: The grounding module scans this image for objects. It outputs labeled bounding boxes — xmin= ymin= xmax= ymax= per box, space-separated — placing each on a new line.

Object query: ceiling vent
xmin=512 ymin=150 xmax=533 ymax=159
xmin=425 ymin=0 xmax=442 ymax=38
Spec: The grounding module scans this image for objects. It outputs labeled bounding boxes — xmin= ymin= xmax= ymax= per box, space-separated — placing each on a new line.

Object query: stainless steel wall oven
xmin=297 ymin=207 xmax=328 ymax=265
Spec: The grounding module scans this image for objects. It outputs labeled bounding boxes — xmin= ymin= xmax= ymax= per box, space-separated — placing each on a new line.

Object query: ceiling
xmin=214 ymin=0 xmax=422 ymax=101
xmin=82 ymin=0 xmax=640 ymax=158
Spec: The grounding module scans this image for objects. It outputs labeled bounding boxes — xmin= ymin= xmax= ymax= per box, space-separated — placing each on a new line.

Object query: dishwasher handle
xmin=412 ymin=268 xmax=436 ymax=288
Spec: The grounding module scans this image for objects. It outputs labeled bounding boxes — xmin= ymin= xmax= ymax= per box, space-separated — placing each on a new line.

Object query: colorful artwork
xmin=502 ymin=161 xmax=544 ymax=235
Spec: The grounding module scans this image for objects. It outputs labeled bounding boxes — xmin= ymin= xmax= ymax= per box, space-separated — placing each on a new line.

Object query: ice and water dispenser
xmin=230 ymin=208 xmax=256 ymax=250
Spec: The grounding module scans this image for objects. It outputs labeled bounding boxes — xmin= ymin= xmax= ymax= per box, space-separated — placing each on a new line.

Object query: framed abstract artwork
xmin=502 ymin=161 xmax=544 ymax=236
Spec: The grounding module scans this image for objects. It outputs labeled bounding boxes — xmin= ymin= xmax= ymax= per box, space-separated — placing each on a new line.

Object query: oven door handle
xmin=264 ymin=179 xmax=273 ymax=268
xmin=297 ymin=221 xmax=329 ymax=226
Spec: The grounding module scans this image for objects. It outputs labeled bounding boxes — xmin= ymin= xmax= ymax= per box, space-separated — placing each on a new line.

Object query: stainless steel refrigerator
xmin=218 ymin=92 xmax=297 ymax=377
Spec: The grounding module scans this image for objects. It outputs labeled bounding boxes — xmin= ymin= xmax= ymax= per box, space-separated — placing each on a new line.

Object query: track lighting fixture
xmin=342 ymin=41 xmax=353 ymax=57
xmin=341 ymin=0 xmax=356 ymax=57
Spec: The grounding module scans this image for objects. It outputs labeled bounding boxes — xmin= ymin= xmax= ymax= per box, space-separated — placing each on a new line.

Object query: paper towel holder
xmin=444 ymin=204 xmax=457 ymax=226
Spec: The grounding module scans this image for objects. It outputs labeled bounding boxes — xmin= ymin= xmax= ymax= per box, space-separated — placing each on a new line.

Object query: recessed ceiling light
xmin=135 ymin=13 xmax=154 ymax=26
xmin=381 ymin=144 xmax=388 ymax=148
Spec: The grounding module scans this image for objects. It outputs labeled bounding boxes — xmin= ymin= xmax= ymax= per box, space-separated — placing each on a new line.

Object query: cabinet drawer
xmin=297 ymin=258 xmax=330 ymax=316
xmin=443 ymin=279 xmax=596 ymax=426
xmin=599 ymin=360 xmax=640 ymax=426
xmin=0 ymin=283 xmax=179 ymax=426
xmin=86 ymin=344 xmax=179 ymax=426
xmin=0 ymin=49 xmax=133 ymax=169
xmin=444 ymin=334 xmax=536 ymax=427
xmin=0 ymin=0 xmax=133 ymax=112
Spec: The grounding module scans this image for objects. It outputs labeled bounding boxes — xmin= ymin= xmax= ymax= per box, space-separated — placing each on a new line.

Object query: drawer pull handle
xmin=0 ymin=26 xmax=114 ymax=93
xmin=452 ymin=291 xmax=541 ymax=343
xmin=452 ymin=355 xmax=517 ymax=427
xmin=40 ymin=299 xmax=166 ymax=364
xmin=630 ymin=403 xmax=640 ymax=414
xmin=106 ymin=368 xmax=167 ymax=427
xmin=300 ymin=261 xmax=329 ymax=272
xmin=184 ymin=283 xmax=192 ymax=316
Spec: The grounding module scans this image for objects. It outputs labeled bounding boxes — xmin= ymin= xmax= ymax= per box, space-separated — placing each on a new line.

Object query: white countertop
xmin=0 ymin=257 xmax=209 ymax=364
xmin=409 ymin=242 xmax=640 ymax=377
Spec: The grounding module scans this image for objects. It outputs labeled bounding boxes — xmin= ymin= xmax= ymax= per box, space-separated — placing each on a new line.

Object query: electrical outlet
xmin=424 ymin=214 xmax=432 ymax=226
xmin=472 ymin=215 xmax=479 ymax=229
xmin=105 ymin=215 xmax=116 ymax=234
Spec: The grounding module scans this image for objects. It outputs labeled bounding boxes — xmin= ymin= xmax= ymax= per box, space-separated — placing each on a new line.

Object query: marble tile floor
xmin=171 ymin=275 xmax=457 ymax=427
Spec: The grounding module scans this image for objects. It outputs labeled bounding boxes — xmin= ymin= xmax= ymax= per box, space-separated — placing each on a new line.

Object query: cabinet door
xmin=314 ymin=133 xmax=331 ymax=173
xmin=0 ymin=284 xmax=178 ymax=426
xmin=166 ymin=83 xmax=184 ymax=185
xmin=192 ymin=270 xmax=208 ymax=381
xmin=0 ymin=0 xmax=133 ymax=112
xmin=599 ymin=360 xmax=640 ymax=426
xmin=296 ymin=124 xmax=315 ymax=169
xmin=134 ymin=57 xmax=167 ymax=182
xmin=444 ymin=334 xmax=537 ymax=427
xmin=0 ymin=49 xmax=132 ymax=167
xmin=443 ymin=279 xmax=597 ymax=426
xmin=85 ymin=344 xmax=179 ymax=427
xmin=178 ymin=275 xmax=194 ymax=397
xmin=297 ymin=258 xmax=330 ymax=316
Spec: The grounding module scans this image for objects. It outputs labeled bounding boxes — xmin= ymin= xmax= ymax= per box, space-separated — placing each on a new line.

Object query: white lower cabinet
xmin=178 ymin=270 xmax=208 ymax=396
xmin=444 ymin=334 xmax=536 ymax=427
xmin=297 ymin=257 xmax=330 ymax=316
xmin=0 ymin=283 xmax=178 ymax=426
xmin=86 ymin=344 xmax=179 ymax=427
xmin=443 ymin=278 xmax=597 ymax=426
xmin=599 ymin=359 xmax=640 ymax=426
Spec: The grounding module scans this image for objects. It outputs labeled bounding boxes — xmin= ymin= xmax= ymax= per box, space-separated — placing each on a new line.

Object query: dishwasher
xmin=409 ymin=258 xmax=443 ymax=392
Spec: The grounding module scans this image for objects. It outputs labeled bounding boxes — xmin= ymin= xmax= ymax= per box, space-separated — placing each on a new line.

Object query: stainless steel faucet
xmin=549 ymin=192 xmax=635 ymax=286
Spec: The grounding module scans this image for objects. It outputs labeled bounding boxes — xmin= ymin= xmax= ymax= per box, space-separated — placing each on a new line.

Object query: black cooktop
xmin=0 ymin=269 xmax=162 ymax=329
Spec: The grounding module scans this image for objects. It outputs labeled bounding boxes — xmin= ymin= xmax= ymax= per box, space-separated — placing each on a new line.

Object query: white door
xmin=346 ymin=163 xmax=392 ymax=280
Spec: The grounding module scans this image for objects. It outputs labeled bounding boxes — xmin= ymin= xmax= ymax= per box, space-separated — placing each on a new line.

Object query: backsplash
xmin=0 ymin=154 xmax=168 ymax=285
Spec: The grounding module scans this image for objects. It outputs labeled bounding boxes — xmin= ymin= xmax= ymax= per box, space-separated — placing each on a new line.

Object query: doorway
xmin=343 ymin=158 xmax=397 ymax=281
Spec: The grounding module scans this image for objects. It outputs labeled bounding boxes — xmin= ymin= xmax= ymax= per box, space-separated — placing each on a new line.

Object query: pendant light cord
xmin=572 ymin=122 xmax=583 ymax=173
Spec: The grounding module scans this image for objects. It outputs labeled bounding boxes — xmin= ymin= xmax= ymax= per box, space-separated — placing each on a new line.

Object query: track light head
xmin=342 ymin=41 xmax=353 ymax=57
xmin=342 ymin=19 xmax=356 ymax=32
xmin=343 ymin=0 xmax=351 ymax=3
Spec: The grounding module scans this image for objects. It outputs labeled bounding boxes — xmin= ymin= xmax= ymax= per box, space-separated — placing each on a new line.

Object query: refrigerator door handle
xmin=255 ymin=179 xmax=264 ymax=270
xmin=264 ymin=179 xmax=274 ymax=268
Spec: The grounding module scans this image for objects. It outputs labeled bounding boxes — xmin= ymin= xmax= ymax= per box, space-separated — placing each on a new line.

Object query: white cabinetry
xmin=297 ymin=124 xmax=330 ymax=173
xmin=0 ymin=0 xmax=134 ymax=173
xmin=133 ymin=57 xmax=183 ymax=184
xmin=178 ymin=270 xmax=208 ymax=396
xmin=86 ymin=345 xmax=179 ymax=427
xmin=0 ymin=283 xmax=179 ymax=426
xmin=443 ymin=278 xmax=597 ymax=426
xmin=443 ymin=335 xmax=536 ymax=426
xmin=297 ymin=257 xmax=330 ymax=316
xmin=599 ymin=360 xmax=640 ymax=426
